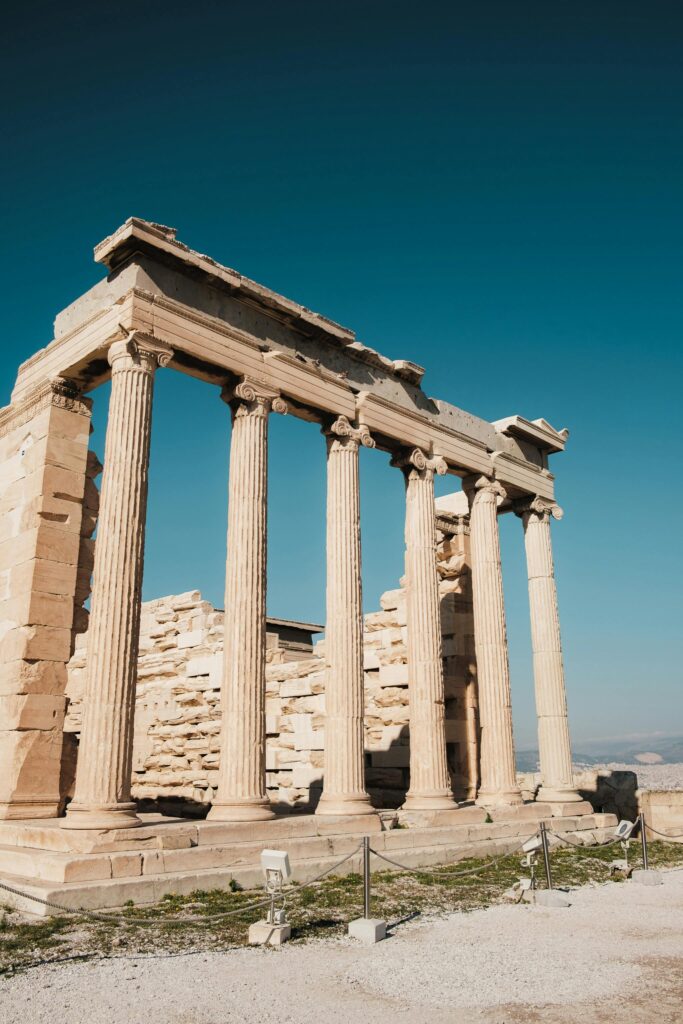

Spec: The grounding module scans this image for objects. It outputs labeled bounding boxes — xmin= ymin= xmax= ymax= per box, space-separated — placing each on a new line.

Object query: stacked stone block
xmin=0 ymin=380 xmax=92 ymax=818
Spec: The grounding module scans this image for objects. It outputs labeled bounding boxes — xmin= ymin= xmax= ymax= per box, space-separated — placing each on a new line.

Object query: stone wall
xmin=64 ymin=515 xmax=479 ymax=813
xmin=0 ymin=382 xmax=93 ymax=818
xmin=638 ymin=789 xmax=683 ymax=839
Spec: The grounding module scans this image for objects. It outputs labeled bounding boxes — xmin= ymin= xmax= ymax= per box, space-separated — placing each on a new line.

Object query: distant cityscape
xmin=517 ymin=735 xmax=683 ymax=772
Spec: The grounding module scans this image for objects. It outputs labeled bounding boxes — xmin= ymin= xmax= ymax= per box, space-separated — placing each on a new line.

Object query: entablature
xmin=7 ymin=218 xmax=565 ymax=501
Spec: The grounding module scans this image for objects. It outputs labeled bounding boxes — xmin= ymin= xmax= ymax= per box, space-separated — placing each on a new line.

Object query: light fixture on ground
xmin=520 ymin=832 xmax=571 ymax=907
xmin=614 ymin=820 xmax=636 ymax=841
xmin=610 ymin=820 xmax=636 ymax=878
xmin=520 ymin=834 xmax=542 ymax=894
xmin=248 ymin=849 xmax=292 ymax=946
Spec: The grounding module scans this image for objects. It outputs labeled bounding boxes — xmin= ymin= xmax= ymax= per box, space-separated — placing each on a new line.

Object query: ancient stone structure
xmin=0 ymin=218 xmax=600 ymax=910
xmin=316 ymin=416 xmax=374 ymax=817
xmin=60 ymin=513 xmax=477 ymax=816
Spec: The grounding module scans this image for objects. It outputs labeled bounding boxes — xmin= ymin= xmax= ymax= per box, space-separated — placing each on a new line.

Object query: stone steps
xmin=0 ymin=811 xmax=617 ymax=916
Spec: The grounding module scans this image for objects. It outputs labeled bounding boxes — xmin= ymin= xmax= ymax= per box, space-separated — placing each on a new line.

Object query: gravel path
xmin=3 ymin=871 xmax=683 ymax=1024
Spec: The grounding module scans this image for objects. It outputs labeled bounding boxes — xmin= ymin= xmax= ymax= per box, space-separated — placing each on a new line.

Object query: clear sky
xmin=1 ymin=1 xmax=681 ymax=749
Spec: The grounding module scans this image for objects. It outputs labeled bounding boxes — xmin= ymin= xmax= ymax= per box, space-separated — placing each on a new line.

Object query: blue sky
xmin=1 ymin=1 xmax=681 ymax=748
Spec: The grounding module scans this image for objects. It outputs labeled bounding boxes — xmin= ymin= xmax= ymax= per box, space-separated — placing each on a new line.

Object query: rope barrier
xmin=644 ymin=824 xmax=683 ymax=841
xmin=0 ymin=879 xmax=274 ymax=926
xmin=3 ymin=824 xmax=681 ymax=934
xmin=0 ymin=843 xmax=364 ymax=926
xmin=547 ymin=831 xmax=622 ymax=850
xmin=292 ymin=843 xmax=363 ymax=889
xmin=367 ymin=838 xmax=529 ymax=879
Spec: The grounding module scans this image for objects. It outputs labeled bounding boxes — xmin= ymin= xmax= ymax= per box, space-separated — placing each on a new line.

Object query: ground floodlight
xmin=260 ymin=849 xmax=291 ymax=883
xmin=520 ymin=834 xmax=543 ymax=892
xmin=614 ymin=820 xmax=635 ymax=840
xmin=249 ymin=849 xmax=293 ymax=945
xmin=522 ymin=834 xmax=543 ymax=854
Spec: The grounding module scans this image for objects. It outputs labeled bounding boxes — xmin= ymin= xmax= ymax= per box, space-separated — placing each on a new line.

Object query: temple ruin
xmin=0 ymin=218 xmax=616 ymax=911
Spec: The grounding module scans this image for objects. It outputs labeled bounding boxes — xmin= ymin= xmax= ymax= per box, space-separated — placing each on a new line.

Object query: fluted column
xmin=515 ymin=497 xmax=581 ymax=802
xmin=396 ymin=449 xmax=455 ymax=810
xmin=316 ymin=417 xmax=375 ymax=816
xmin=464 ymin=475 xmax=522 ymax=806
xmin=209 ymin=378 xmax=286 ymax=821
xmin=63 ymin=334 xmax=172 ymax=829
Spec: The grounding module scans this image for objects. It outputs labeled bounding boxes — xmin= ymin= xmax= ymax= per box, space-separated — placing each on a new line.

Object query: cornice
xmin=493 ymin=414 xmax=569 ymax=454
xmin=93 ymin=218 xmax=424 ymax=385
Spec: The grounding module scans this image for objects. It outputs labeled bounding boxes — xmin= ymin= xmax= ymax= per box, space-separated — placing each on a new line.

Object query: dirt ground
xmin=2 ymin=868 xmax=682 ymax=1024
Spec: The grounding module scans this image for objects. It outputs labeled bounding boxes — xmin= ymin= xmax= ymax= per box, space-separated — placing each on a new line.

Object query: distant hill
xmin=517 ymin=735 xmax=683 ymax=772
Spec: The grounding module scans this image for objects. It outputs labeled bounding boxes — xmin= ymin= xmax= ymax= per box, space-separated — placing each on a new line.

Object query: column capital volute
xmin=108 ymin=332 xmax=173 ymax=373
xmin=513 ymin=495 xmax=563 ymax=522
xmin=391 ymin=446 xmax=447 ymax=478
xmin=462 ymin=473 xmax=507 ymax=504
xmin=323 ymin=415 xmax=375 ymax=450
xmin=221 ymin=376 xmax=288 ymax=417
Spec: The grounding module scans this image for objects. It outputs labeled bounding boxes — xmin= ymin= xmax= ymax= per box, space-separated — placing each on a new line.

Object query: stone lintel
xmin=9 ymin=221 xmax=564 ymax=485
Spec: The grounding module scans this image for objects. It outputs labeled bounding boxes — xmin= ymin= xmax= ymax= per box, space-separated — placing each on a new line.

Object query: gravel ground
xmin=598 ymin=762 xmax=683 ymax=790
xmin=3 ymin=871 xmax=683 ymax=1024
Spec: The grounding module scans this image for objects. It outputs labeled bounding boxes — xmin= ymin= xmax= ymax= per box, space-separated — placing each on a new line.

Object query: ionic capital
xmin=463 ymin=474 xmax=507 ymax=505
xmin=108 ymin=333 xmax=173 ymax=375
xmin=392 ymin=446 xmax=447 ymax=479
xmin=221 ymin=376 xmax=288 ymax=419
xmin=323 ymin=415 xmax=375 ymax=452
xmin=513 ymin=496 xmax=563 ymax=523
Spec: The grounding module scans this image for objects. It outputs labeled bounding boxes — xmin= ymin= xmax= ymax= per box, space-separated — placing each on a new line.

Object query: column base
xmin=476 ymin=788 xmax=524 ymax=808
xmin=537 ymin=786 xmax=584 ymax=803
xmin=315 ymin=793 xmax=375 ymax=816
xmin=0 ymin=800 xmax=61 ymax=821
xmin=207 ymin=797 xmax=275 ymax=822
xmin=60 ymin=802 xmax=141 ymax=830
xmin=402 ymin=790 xmax=457 ymax=811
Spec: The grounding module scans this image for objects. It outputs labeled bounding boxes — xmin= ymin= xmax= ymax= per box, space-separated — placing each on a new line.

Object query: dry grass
xmin=2 ymin=840 xmax=682 ymax=975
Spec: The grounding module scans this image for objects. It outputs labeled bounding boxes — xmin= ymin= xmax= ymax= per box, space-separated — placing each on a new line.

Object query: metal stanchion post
xmin=640 ymin=812 xmax=649 ymax=870
xmin=629 ymin=811 xmax=662 ymax=886
xmin=363 ymin=835 xmax=371 ymax=919
xmin=540 ymin=822 xmax=553 ymax=890
xmin=348 ymin=836 xmax=386 ymax=944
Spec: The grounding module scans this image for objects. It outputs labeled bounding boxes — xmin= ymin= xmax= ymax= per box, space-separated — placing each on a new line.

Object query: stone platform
xmin=0 ymin=802 xmax=612 ymax=916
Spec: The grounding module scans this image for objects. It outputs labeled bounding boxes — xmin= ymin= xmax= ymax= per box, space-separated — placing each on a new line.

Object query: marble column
xmin=515 ymin=497 xmax=582 ymax=802
xmin=396 ymin=448 xmax=456 ymax=810
xmin=209 ymin=378 xmax=286 ymax=821
xmin=464 ymin=475 xmax=522 ymax=807
xmin=63 ymin=334 xmax=172 ymax=829
xmin=316 ymin=416 xmax=375 ymax=816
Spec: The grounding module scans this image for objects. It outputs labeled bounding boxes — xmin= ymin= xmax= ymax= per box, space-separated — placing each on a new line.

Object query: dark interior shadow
xmin=579 ymin=769 xmax=639 ymax=821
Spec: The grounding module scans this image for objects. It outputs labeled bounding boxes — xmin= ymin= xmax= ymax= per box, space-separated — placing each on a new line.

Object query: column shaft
xmin=466 ymin=476 xmax=522 ymax=806
xmin=209 ymin=379 xmax=285 ymax=821
xmin=519 ymin=499 xmax=581 ymax=802
xmin=316 ymin=417 xmax=374 ymax=815
xmin=63 ymin=336 xmax=171 ymax=829
xmin=399 ymin=449 xmax=455 ymax=810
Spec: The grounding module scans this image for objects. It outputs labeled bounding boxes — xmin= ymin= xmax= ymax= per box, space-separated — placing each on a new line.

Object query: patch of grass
xmin=0 ymin=915 xmax=72 ymax=966
xmin=1 ymin=840 xmax=682 ymax=974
